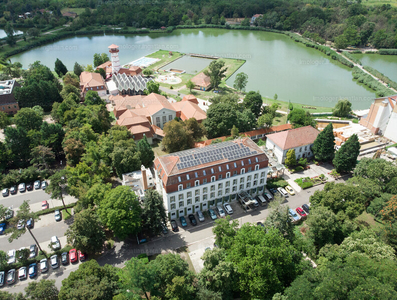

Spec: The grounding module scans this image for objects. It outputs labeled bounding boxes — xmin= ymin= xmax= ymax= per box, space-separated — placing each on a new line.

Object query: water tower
xmin=108 ymin=44 xmax=121 ymax=74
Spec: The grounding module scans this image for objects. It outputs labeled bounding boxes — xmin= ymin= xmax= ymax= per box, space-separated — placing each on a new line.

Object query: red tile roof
xmin=191 ymin=72 xmax=211 ymax=88
xmin=266 ymin=126 xmax=319 ymax=150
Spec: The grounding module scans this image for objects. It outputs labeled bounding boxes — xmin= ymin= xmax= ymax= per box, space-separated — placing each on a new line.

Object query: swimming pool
xmin=128 ymin=57 xmax=160 ymax=68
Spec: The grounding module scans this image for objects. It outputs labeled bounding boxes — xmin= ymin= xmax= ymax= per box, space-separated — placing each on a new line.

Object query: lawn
xmin=355 ymin=211 xmax=385 ymax=233
xmin=62 ymin=208 xmax=73 ymax=220
xmin=362 ymin=0 xmax=397 ymax=7
xmin=155 ymin=72 xmax=192 ymax=90
xmin=263 ymin=96 xmax=333 ymax=113
xmin=152 ymin=140 xmax=168 ymax=157
xmin=146 ymin=50 xmax=184 ymax=71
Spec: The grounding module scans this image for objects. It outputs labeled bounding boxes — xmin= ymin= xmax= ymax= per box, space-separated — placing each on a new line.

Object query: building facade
xmin=79 ymin=71 xmax=107 ymax=97
xmin=154 ymin=138 xmax=269 ymax=220
xmin=0 ymin=80 xmax=20 ymax=115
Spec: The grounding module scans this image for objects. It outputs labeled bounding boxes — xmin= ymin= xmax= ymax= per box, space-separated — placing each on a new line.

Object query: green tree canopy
xmin=186 ymin=79 xmax=195 ymax=93
xmin=0 ymin=111 xmax=11 ymax=129
xmin=204 ymin=60 xmax=228 ymax=90
xmin=287 ymin=108 xmax=316 ymax=128
xmin=243 ymin=91 xmax=263 ymax=118
xmin=353 ymin=158 xmax=397 ymax=189
xmin=162 ymin=120 xmax=194 ymax=153
xmin=84 ymin=90 xmax=104 ymax=106
xmin=333 ymin=99 xmax=352 ymax=117
xmin=141 ymin=189 xmax=167 ymax=235
xmin=233 ymin=72 xmax=248 ymax=92
xmin=13 ymin=108 xmax=43 ymax=132
xmin=110 ymin=139 xmax=141 ymax=178
xmin=137 ymin=136 xmax=155 ymax=168
xmin=73 ymin=62 xmax=84 ymax=77
xmin=146 ymin=81 xmax=160 ymax=94
xmin=333 ymin=134 xmax=360 ymax=173
xmin=25 ymin=279 xmax=59 ymax=300
xmin=312 ymin=122 xmax=335 ymax=161
xmin=284 ymin=149 xmax=297 ymax=167
xmin=55 ymin=58 xmax=68 ymax=77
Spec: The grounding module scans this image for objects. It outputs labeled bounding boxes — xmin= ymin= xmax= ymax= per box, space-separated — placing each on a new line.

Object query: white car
xmin=217 ymin=206 xmax=226 ymax=218
xmin=54 ymin=210 xmax=61 ymax=221
xmin=34 ymin=180 xmax=41 ymax=189
xmin=41 ymin=181 xmax=48 ymax=190
xmin=18 ymin=267 xmax=27 ymax=280
xmin=50 ymin=255 xmax=59 ymax=269
xmin=18 ymin=183 xmax=26 ymax=193
xmin=223 ymin=203 xmax=233 ymax=214
xmin=277 ymin=187 xmax=289 ymax=198
xmin=40 ymin=258 xmax=48 ymax=273
xmin=7 ymin=249 xmax=16 ymax=265
xmin=29 ymin=244 xmax=37 ymax=258
xmin=51 ymin=236 xmax=61 ymax=250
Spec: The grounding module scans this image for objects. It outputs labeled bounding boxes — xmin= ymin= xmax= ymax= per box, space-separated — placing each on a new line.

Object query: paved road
xmin=1 ymin=189 xmax=51 ymax=211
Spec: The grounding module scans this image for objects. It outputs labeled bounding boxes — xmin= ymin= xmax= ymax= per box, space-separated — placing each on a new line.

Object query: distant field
xmin=362 ymin=0 xmax=397 ymax=7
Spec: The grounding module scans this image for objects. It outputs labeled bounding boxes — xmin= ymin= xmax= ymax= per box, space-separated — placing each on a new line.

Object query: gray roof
xmin=112 ymin=73 xmax=152 ymax=93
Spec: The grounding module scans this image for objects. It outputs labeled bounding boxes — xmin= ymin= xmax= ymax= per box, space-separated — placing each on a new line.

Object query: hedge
xmin=378 ymin=49 xmax=397 ymax=55
xmin=352 ymin=66 xmax=395 ymax=97
xmin=342 ymin=51 xmax=361 ymax=65
xmin=267 ymin=178 xmax=289 ymax=189
xmin=35 ymin=202 xmax=76 ymax=217
xmin=363 ymin=65 xmax=397 ymax=90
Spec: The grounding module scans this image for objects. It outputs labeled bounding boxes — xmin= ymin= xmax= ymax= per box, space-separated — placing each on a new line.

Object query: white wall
xmin=152 ymin=108 xmax=176 ymax=129
xmin=384 ymin=112 xmax=397 ymax=143
xmin=266 ymin=138 xmax=313 ymax=163
xmin=374 ymin=104 xmax=392 ymax=134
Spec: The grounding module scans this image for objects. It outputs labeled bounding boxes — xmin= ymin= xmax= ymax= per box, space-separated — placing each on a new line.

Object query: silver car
xmin=18 ymin=183 xmax=26 ymax=193
xmin=6 ymin=269 xmax=16 ymax=285
xmin=18 ymin=267 xmax=27 ymax=280
xmin=54 ymin=210 xmax=61 ymax=222
xmin=40 ymin=258 xmax=48 ymax=273
xmin=50 ymin=255 xmax=59 ymax=269
xmin=29 ymin=244 xmax=37 ymax=258
xmin=34 ymin=180 xmax=41 ymax=190
xmin=223 ymin=203 xmax=233 ymax=214
xmin=0 ymin=271 xmax=4 ymax=287
xmin=217 ymin=206 xmax=226 ymax=218
xmin=51 ymin=236 xmax=61 ymax=250
xmin=196 ymin=210 xmax=205 ymax=222
xmin=17 ymin=219 xmax=25 ymax=230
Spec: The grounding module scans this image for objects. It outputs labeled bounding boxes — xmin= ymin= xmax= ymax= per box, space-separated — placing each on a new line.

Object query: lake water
xmin=10 ymin=28 xmax=376 ymax=109
xmin=353 ymin=53 xmax=397 ymax=82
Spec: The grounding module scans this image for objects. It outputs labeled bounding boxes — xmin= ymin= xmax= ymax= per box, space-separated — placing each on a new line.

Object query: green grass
xmin=362 ymin=0 xmax=397 ymax=7
xmin=155 ymin=72 xmax=192 ymax=90
xmin=152 ymin=140 xmax=168 ymax=157
xmin=62 ymin=208 xmax=73 ymax=220
xmin=355 ymin=211 xmax=385 ymax=233
xmin=386 ymin=143 xmax=397 ymax=149
xmin=146 ymin=50 xmax=184 ymax=71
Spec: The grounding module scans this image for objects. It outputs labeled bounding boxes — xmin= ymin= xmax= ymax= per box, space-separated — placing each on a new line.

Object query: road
xmin=1 ymin=189 xmax=51 ymax=211
xmin=3 ymin=181 xmax=334 ymax=294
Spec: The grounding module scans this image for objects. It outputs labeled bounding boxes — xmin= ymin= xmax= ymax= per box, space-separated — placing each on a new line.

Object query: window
xmin=203 ymin=178 xmax=207 ymax=184
xmin=255 ymin=164 xmax=259 ymax=171
xmin=211 ymin=168 xmax=214 ymax=174
xmin=241 ymin=168 xmax=245 ymax=174
xmin=248 ymin=159 xmax=251 ymax=164
xmin=179 ymin=194 xmax=184 ymax=200
xmin=187 ymin=192 xmax=192 ymax=198
xmin=226 ymin=172 xmax=230 ymax=178
xmin=253 ymin=180 xmax=257 ymax=186
xmin=254 ymin=174 xmax=258 ymax=179
xmin=233 ymin=170 xmax=238 ymax=176
xmin=187 ymin=199 xmax=192 ymax=205
xmin=247 ymin=175 xmax=252 ymax=181
xmin=170 ymin=196 xmax=175 ymax=203
xmin=248 ymin=167 xmax=252 ymax=172
xmin=261 ymin=172 xmax=265 ymax=178
xmin=210 ymin=192 xmax=215 ymax=198
xmin=211 ymin=185 xmax=215 ymax=191
xmin=218 ymin=166 xmax=222 ymax=172
xmin=260 ymin=178 xmax=265 ymax=184
xmin=218 ymin=183 xmax=223 ymax=189
xmin=156 ymin=117 xmax=160 ymax=123
xmin=233 ymin=179 xmax=237 ymax=185
xmin=299 ymin=147 xmax=302 ymax=152
xmin=203 ymin=170 xmax=206 ymax=176
xmin=241 ymin=161 xmax=244 ymax=166
xmin=169 ymin=115 xmax=173 ymax=121
xmin=234 ymin=162 xmax=237 ymax=168
xmin=232 ymin=186 xmax=237 ymax=192
xmin=218 ymin=190 xmax=222 ymax=196
xmin=225 ymin=188 xmax=230 ymax=194
xmin=195 ymin=180 xmax=200 ymax=187
xmin=195 ymin=172 xmax=198 ymax=178
xmin=178 ymin=176 xmax=181 ymax=182
xmin=226 ymin=181 xmax=230 ymax=187
xmin=218 ymin=175 xmax=222 ymax=180
xmin=195 ymin=189 xmax=200 ymax=196
xmin=305 ymin=146 xmax=307 ymax=151
xmin=240 ymin=177 xmax=245 ymax=183
xmin=178 ymin=184 xmax=183 ymax=191
xmin=203 ymin=194 xmax=207 ymax=201
xmin=97 ymin=86 xmax=99 ymax=89
xmin=186 ymin=174 xmax=190 ymax=180
xmin=246 ymin=182 xmax=251 ymax=188
xmin=195 ymin=197 xmax=200 ymax=203
xmin=203 ymin=187 xmax=208 ymax=193
xmin=211 ymin=176 xmax=216 ymax=182
xmin=179 ymin=201 xmax=184 ymax=208
xmin=255 ymin=157 xmax=259 ymax=163
xmin=226 ymin=164 xmax=229 ymax=170
xmin=186 ymin=183 xmax=191 ymax=188
xmin=209 ymin=200 xmax=215 ymax=206
xmin=157 ymin=123 xmax=161 ymax=127
xmin=240 ymin=184 xmax=244 ymax=190
xmin=171 ymin=204 xmax=176 ymax=210
xmin=298 ymin=154 xmax=301 ymax=159
xmin=162 ymin=116 xmax=166 ymax=123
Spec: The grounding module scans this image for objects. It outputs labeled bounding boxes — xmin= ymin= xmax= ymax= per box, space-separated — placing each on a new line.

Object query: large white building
xmin=154 ymin=138 xmax=270 ymax=220
xmin=265 ymin=126 xmax=320 ymax=164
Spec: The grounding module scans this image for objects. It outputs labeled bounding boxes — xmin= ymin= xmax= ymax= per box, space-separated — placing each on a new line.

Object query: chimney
xmin=141 ymin=165 xmax=148 ymax=190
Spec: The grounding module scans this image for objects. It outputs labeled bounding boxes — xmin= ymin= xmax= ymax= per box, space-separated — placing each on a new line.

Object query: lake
xmin=10 ymin=28 xmax=376 ymax=109
xmin=353 ymin=53 xmax=397 ymax=82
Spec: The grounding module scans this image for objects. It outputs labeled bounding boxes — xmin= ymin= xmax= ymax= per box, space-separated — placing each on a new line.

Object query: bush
xmin=294 ymin=177 xmax=314 ymax=189
xmin=379 ymin=49 xmax=397 ymax=55
xmin=257 ymin=139 xmax=266 ymax=146
xmin=295 ymin=166 xmax=304 ymax=172
xmin=106 ymin=239 xmax=115 ymax=249
xmin=363 ymin=65 xmax=397 ymax=90
xmin=342 ymin=51 xmax=361 ymax=65
xmin=267 ymin=178 xmax=289 ymax=189
xmin=36 ymin=203 xmax=77 ymax=217
xmin=137 ymin=253 xmax=149 ymax=264
xmin=352 ymin=119 xmax=359 ymax=123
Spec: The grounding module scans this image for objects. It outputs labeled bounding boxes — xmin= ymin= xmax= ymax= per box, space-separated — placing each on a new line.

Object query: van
xmin=257 ymin=195 xmax=267 ymax=205
xmin=196 ymin=210 xmax=205 ymax=222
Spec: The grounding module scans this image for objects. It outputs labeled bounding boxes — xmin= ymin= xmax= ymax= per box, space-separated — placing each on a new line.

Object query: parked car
xmin=296 ymin=207 xmax=307 ymax=218
xmin=78 ymin=251 xmax=86 ymax=262
xmin=256 ymin=195 xmax=267 ymax=205
xmin=196 ymin=210 xmax=205 ymax=222
xmin=18 ymin=183 xmax=26 ymax=193
xmin=257 ymin=221 xmax=265 ymax=227
xmin=10 ymin=186 xmax=17 ymax=195
xmin=69 ymin=249 xmax=78 ymax=263
xmin=29 ymin=244 xmax=37 ymax=259
xmin=0 ymin=223 xmax=6 ymax=235
xmin=250 ymin=198 xmax=260 ymax=209
xmin=161 ymin=223 xmax=168 ymax=234
xmin=34 ymin=180 xmax=41 ymax=190
xmin=302 ymin=204 xmax=310 ymax=214
xmin=61 ymin=252 xmax=69 ymax=265
xmin=170 ymin=220 xmax=179 ymax=232
xmin=277 ymin=187 xmax=289 ymax=198
xmin=288 ymin=208 xmax=301 ymax=222
xmin=179 ymin=216 xmax=187 ymax=227
xmin=0 ymin=271 xmax=4 ymax=287
xmin=41 ymin=181 xmax=48 ymax=190
xmin=17 ymin=219 xmax=25 ymax=230
xmin=50 ymin=255 xmax=59 ymax=269
xmin=269 ymin=188 xmax=278 ymax=195
xmin=264 ymin=191 xmax=273 ymax=201
xmin=188 ymin=214 xmax=197 ymax=226
xmin=6 ymin=269 xmax=16 ymax=285
xmin=2 ymin=188 xmax=9 ymax=197
xmin=217 ymin=206 xmax=226 ymax=217
xmin=285 ymin=186 xmax=295 ymax=195
xmin=7 ymin=249 xmax=16 ymax=265
xmin=223 ymin=203 xmax=233 ymax=214
xmin=18 ymin=267 xmax=27 ymax=280
xmin=26 ymin=218 xmax=34 ymax=229
xmin=41 ymin=200 xmax=49 ymax=210
xmin=40 ymin=259 xmax=48 ymax=273
xmin=5 ymin=207 xmax=13 ymax=220
xmin=54 ymin=210 xmax=61 ymax=222
xmin=26 ymin=183 xmax=33 ymax=191
xmin=208 ymin=209 xmax=217 ymax=220
xmin=51 ymin=236 xmax=61 ymax=250
xmin=28 ymin=263 xmax=37 ymax=278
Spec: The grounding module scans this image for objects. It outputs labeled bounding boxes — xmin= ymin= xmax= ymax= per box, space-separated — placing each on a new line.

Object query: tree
xmin=257 ymin=113 xmax=274 ymax=128
xmin=243 ymin=91 xmax=262 ymax=118
xmin=241 ymin=18 xmax=250 ymax=26
xmin=6 ymin=200 xmax=48 ymax=258
xmin=287 ymin=108 xmax=316 ymax=128
xmin=141 ymin=190 xmax=167 ymax=235
xmin=84 ymin=90 xmax=104 ymax=106
xmin=5 ymin=126 xmax=32 ymax=167
xmin=186 ymin=79 xmax=195 ymax=93
xmin=84 ymin=64 xmax=94 ymax=72
xmin=146 ymin=80 xmax=160 ymax=94
xmin=55 ymin=58 xmax=68 ymax=77
xmin=162 ymin=120 xmax=194 ymax=152
xmin=264 ymin=198 xmax=295 ymax=243
xmin=367 ymin=193 xmax=393 ymax=218
xmin=137 ymin=136 xmax=154 ymax=168
xmin=333 ymin=99 xmax=352 ymax=117
xmin=353 ymin=158 xmax=397 ymax=189
xmin=212 ymin=216 xmax=238 ymax=250
xmin=204 ymin=60 xmax=228 ymax=90
xmin=30 ymin=145 xmax=55 ymax=170
xmin=25 ymin=279 xmax=59 ymax=300
xmin=230 ymin=125 xmax=239 ymax=138
xmin=0 ymin=250 xmax=8 ymax=271
xmin=32 ymin=105 xmax=44 ymax=117
xmin=73 ymin=62 xmax=84 ymax=77
xmin=97 ymin=186 xmax=142 ymax=239
xmin=62 ymin=72 xmax=80 ymax=88
xmin=60 ymin=84 xmax=81 ymax=100
xmin=312 ymin=122 xmax=335 ymax=161
xmin=184 ymin=117 xmax=206 ymax=141
xmin=274 ymin=94 xmax=278 ymax=100
xmin=380 ymin=195 xmax=397 ymax=223
xmin=334 ymin=34 xmax=348 ymax=50
xmin=59 ymin=260 xmax=119 ymax=300
xmin=27 ymin=27 xmax=40 ymax=38
xmin=142 ymin=68 xmax=154 ymax=76
xmin=333 ymin=134 xmax=360 ymax=173
xmin=93 ymin=53 xmax=102 ymax=68
xmin=284 ymin=149 xmax=296 ymax=167
xmin=40 ymin=122 xmax=65 ymax=157
xmin=0 ymin=111 xmax=11 ymax=129
xmin=66 ymin=209 xmax=106 ymax=255
xmin=165 ymin=276 xmax=197 ymax=300
xmin=111 ymin=140 xmax=141 ymax=178
xmin=13 ymin=108 xmax=43 ymax=132
xmin=233 ymin=72 xmax=248 ymax=92
xmin=46 ymin=170 xmax=70 ymax=214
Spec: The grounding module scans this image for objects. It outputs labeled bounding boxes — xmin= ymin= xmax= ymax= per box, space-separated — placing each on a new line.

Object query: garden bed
xmin=295 ymin=175 xmax=327 ymax=189
xmin=266 ymin=178 xmax=289 ymax=189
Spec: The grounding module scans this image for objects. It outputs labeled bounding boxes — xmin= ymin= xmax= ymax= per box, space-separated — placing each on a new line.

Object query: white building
xmin=154 ymin=138 xmax=270 ymax=220
xmin=265 ymin=126 xmax=320 ymax=164
xmin=122 ymin=165 xmax=155 ymax=200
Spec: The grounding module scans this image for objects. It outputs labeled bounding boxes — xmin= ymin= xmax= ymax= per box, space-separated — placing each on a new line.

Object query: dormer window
xmin=186 ymin=174 xmax=190 ymax=180
xmin=203 ymin=170 xmax=206 ymax=176
xmin=178 ymin=176 xmax=181 ymax=182
xmin=226 ymin=164 xmax=229 ymax=170
xmin=211 ymin=168 xmax=214 ymax=174
xmin=218 ymin=166 xmax=222 ymax=172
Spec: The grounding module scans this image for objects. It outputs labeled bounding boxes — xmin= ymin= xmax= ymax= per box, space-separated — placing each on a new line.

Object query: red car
xmin=78 ymin=250 xmax=86 ymax=262
xmin=41 ymin=201 xmax=49 ymax=210
xmin=69 ymin=249 xmax=77 ymax=263
xmin=296 ymin=207 xmax=307 ymax=218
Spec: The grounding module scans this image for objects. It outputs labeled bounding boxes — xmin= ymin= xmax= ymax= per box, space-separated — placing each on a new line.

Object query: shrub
xmin=137 ymin=253 xmax=149 ymax=263
xmin=295 ymin=166 xmax=304 ymax=172
xmin=294 ymin=177 xmax=314 ymax=189
xmin=352 ymin=119 xmax=358 ymax=123
xmin=378 ymin=49 xmax=397 ymax=55
xmin=106 ymin=239 xmax=115 ymax=249
xmin=267 ymin=178 xmax=289 ymax=189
